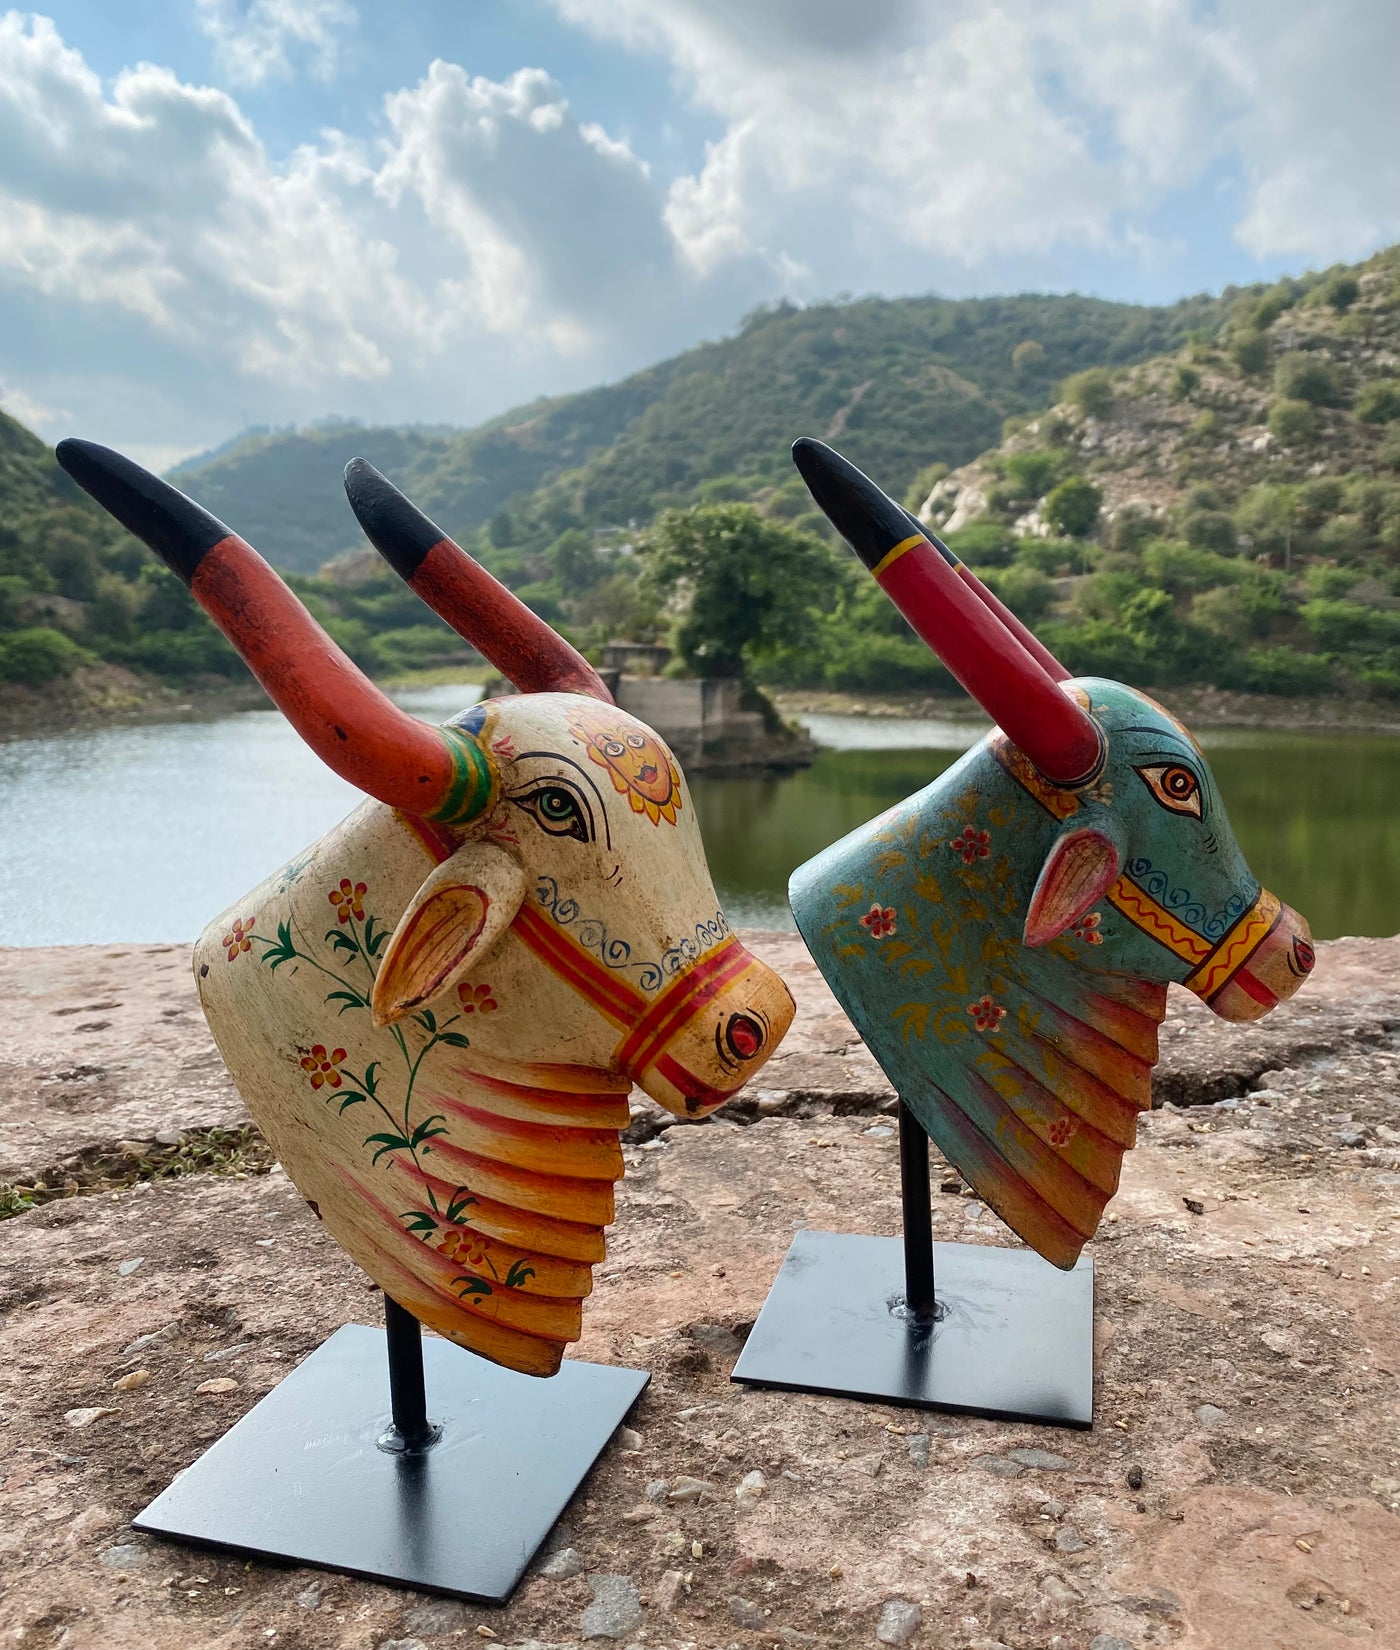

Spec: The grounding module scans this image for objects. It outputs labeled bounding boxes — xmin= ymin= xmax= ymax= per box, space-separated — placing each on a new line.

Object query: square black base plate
xmin=133 ymin=1324 xmax=649 ymax=1602
xmin=732 ymin=1232 xmax=1094 ymax=1428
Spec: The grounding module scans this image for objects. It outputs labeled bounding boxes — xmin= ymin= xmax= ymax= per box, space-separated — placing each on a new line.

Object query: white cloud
xmin=194 ymin=0 xmax=355 ymax=88
xmin=0 ymin=375 xmax=57 ymax=428
xmin=0 ymin=13 xmax=708 ymax=454
xmin=547 ymin=0 xmax=1400 ymax=270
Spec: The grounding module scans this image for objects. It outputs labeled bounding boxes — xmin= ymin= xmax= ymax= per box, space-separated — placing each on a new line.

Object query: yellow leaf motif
xmin=832 ymin=883 xmax=867 ymax=912
xmin=891 ymin=1001 xmax=930 ymax=1042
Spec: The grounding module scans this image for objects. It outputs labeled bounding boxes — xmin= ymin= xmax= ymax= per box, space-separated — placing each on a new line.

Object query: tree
xmin=1355 ymin=380 xmax=1400 ymax=425
xmin=1062 ymin=369 xmax=1114 ymax=419
xmin=1274 ymin=351 xmax=1344 ymax=407
xmin=639 ymin=504 xmax=834 ymax=678
xmin=1044 ymin=476 xmax=1102 ymax=538
xmin=1012 ymin=339 xmax=1046 ymax=373
xmin=1268 ymin=398 xmax=1319 ymax=446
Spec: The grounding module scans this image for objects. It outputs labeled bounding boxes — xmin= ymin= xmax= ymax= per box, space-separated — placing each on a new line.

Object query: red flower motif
xmin=967 ymin=994 xmax=1006 ymax=1033
xmin=1072 ymin=912 xmax=1104 ymax=945
xmin=222 ymin=917 xmax=254 ymax=961
xmin=457 ymin=981 xmax=498 ymax=1014
xmin=1048 ymin=1118 xmax=1075 ymax=1148
xmin=439 ymin=1229 xmax=490 ymax=1268
xmin=860 ymin=903 xmax=898 ymax=939
xmin=301 ymin=1044 xmax=347 ymax=1090
xmin=950 ymin=827 xmax=992 ymax=864
xmin=328 ymin=878 xmax=367 ymax=924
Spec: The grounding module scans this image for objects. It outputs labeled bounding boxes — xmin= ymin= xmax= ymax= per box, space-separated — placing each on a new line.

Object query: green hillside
xmin=0 ymin=408 xmax=474 ymax=698
xmin=171 ymin=289 xmax=1230 ymax=573
xmin=898 ymin=246 xmax=1400 ymax=702
xmin=6 ymin=250 xmax=1397 ymax=717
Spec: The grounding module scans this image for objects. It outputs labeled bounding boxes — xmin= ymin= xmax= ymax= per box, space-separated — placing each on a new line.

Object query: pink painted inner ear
xmin=1023 ymin=828 xmax=1122 ymax=948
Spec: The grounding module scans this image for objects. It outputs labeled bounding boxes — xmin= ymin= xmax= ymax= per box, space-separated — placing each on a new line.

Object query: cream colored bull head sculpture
xmin=57 ymin=441 xmax=795 ymax=1377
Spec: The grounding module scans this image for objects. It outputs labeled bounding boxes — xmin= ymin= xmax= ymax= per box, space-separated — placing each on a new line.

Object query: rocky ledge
xmin=1 ymin=936 xmax=1397 ymax=1650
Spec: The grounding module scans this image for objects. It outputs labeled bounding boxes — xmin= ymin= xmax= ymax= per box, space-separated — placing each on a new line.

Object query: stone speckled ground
xmin=2 ymin=937 xmax=1398 ymax=1650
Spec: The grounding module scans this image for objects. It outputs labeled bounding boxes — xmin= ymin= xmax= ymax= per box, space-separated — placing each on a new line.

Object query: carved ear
xmin=371 ymin=842 xmax=526 ymax=1027
xmin=1023 ymin=827 xmax=1122 ymax=948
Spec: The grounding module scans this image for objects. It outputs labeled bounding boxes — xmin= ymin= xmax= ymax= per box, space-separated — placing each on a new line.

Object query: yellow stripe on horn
xmin=870 ymin=533 xmax=927 ymax=579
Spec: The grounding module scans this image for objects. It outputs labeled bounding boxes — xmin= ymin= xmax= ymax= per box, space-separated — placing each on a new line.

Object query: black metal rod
xmin=384 ymin=1295 xmax=436 ymax=1451
xmin=898 ymin=1101 xmax=937 ymax=1319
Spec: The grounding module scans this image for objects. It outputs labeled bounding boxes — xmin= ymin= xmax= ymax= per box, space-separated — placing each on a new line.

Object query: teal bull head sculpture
xmin=788 ymin=440 xmax=1315 ymax=1270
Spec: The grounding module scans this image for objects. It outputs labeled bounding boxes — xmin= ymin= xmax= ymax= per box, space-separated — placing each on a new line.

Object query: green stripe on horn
xmin=426 ymin=726 xmax=500 ymax=827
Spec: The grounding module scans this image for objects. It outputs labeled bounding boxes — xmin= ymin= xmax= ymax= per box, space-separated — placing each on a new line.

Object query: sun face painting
xmin=572 ymin=713 xmax=683 ymax=826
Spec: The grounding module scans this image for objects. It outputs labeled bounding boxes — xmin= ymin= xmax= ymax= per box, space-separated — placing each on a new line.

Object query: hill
xmin=170 ymin=288 xmax=1230 ymax=573
xmin=0 ymin=407 xmax=476 ymax=708
xmin=894 ymin=246 xmax=1400 ymax=701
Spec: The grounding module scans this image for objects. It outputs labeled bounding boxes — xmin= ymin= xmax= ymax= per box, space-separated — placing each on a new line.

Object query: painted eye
xmin=625 ymin=733 xmax=646 ymax=750
xmin=604 ymin=740 xmax=626 ymax=758
xmin=511 ymin=784 xmax=591 ymax=842
xmin=1136 ymin=763 xmax=1202 ymax=819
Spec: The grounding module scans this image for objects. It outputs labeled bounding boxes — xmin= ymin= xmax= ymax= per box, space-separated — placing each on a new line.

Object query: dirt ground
xmin=1 ymin=935 xmax=1397 ymax=1650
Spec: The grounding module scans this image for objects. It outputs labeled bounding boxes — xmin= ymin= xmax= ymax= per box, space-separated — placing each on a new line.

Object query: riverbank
xmin=772 ymin=684 xmax=1400 ymax=737
xmin=1 ymin=937 xmax=1397 ymax=1648
xmin=8 ymin=664 xmax=1400 ymax=745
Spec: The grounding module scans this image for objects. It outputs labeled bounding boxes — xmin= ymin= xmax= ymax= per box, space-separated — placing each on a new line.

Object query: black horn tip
xmin=55 ymin=438 xmax=230 ymax=587
xmin=344 ymin=456 xmax=443 ymax=581
xmin=790 ymin=437 xmax=915 ymax=574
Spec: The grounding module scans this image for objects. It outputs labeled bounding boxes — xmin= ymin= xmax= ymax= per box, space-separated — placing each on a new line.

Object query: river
xmin=1 ymin=683 xmax=1396 ymax=945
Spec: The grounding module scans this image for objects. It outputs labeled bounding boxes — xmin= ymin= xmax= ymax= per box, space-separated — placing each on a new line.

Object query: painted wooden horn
xmin=54 ymin=440 xmax=497 ymax=826
xmin=792 ymin=437 xmax=1103 ymax=786
xmin=343 ymin=459 xmax=614 ymax=703
xmin=895 ymin=502 xmax=1071 ymax=684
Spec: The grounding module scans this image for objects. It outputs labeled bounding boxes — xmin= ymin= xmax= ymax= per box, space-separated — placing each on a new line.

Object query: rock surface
xmin=1 ymin=935 xmax=1399 ymax=1648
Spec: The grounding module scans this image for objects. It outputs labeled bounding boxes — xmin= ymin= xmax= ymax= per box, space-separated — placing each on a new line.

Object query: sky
xmin=1 ymin=1 xmax=1398 ymax=471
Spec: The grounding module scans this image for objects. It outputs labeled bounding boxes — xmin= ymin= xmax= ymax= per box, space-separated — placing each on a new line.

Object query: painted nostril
xmin=725 ymin=1013 xmax=764 ymax=1061
xmin=1293 ymin=937 xmax=1315 ymax=974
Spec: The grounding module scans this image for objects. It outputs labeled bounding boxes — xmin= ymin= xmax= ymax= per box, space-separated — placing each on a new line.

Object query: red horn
xmin=793 ymin=439 xmax=1102 ymax=786
xmin=897 ymin=502 xmax=1071 ymax=683
xmin=343 ymin=460 xmax=614 ymax=703
xmin=54 ymin=440 xmax=497 ymax=826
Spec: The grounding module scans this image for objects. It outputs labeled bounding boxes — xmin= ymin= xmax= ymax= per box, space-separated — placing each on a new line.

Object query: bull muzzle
xmin=1188 ymin=889 xmax=1315 ymax=1022
xmin=616 ymin=936 xmax=796 ymax=1116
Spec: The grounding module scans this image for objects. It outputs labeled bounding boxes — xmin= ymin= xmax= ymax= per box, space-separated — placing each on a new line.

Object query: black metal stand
xmin=132 ymin=1299 xmax=648 ymax=1600
xmin=731 ymin=1102 xmax=1095 ymax=1428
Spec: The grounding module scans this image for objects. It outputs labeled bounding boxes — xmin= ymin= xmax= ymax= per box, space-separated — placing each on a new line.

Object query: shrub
xmin=1169 ymin=364 xmax=1201 ymax=403
xmin=1268 ymin=398 xmax=1319 ymax=445
xmin=1142 ymin=541 xmax=1238 ymax=594
xmin=1182 ymin=510 xmax=1237 ymax=553
xmin=1230 ymin=329 xmax=1270 ymax=374
xmin=974 ymin=566 xmax=1054 ymax=625
xmin=1251 ymin=279 xmax=1302 ymax=330
xmin=1295 ymin=477 xmax=1345 ymax=527
xmin=1305 ymin=565 xmax=1362 ymax=600
xmin=1016 ymin=537 xmax=1083 ymax=575
xmin=943 ymin=521 xmax=1018 ymax=567
xmin=1043 ymin=476 xmax=1102 ymax=538
xmin=1355 ymin=379 xmax=1400 ymax=425
xmin=1062 ymin=368 xmax=1114 ymax=419
xmin=1301 ymin=598 xmax=1400 ymax=654
xmin=0 ymin=625 xmax=92 ymax=684
xmin=1106 ymin=506 xmax=1157 ymax=555
xmin=1002 ymin=449 xmax=1062 ymax=498
xmin=1274 ymin=351 xmax=1344 ymax=407
xmin=1321 ymin=273 xmax=1360 ymax=313
xmin=1237 ymin=647 xmax=1333 ymax=696
xmin=1012 ymin=339 xmax=1046 ymax=373
xmin=1378 ymin=426 xmax=1400 ymax=472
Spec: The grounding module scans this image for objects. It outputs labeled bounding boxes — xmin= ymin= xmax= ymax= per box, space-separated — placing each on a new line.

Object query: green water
xmin=691 ymin=721 xmax=1400 ymax=941
xmin=1 ymin=691 xmax=1396 ymax=943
